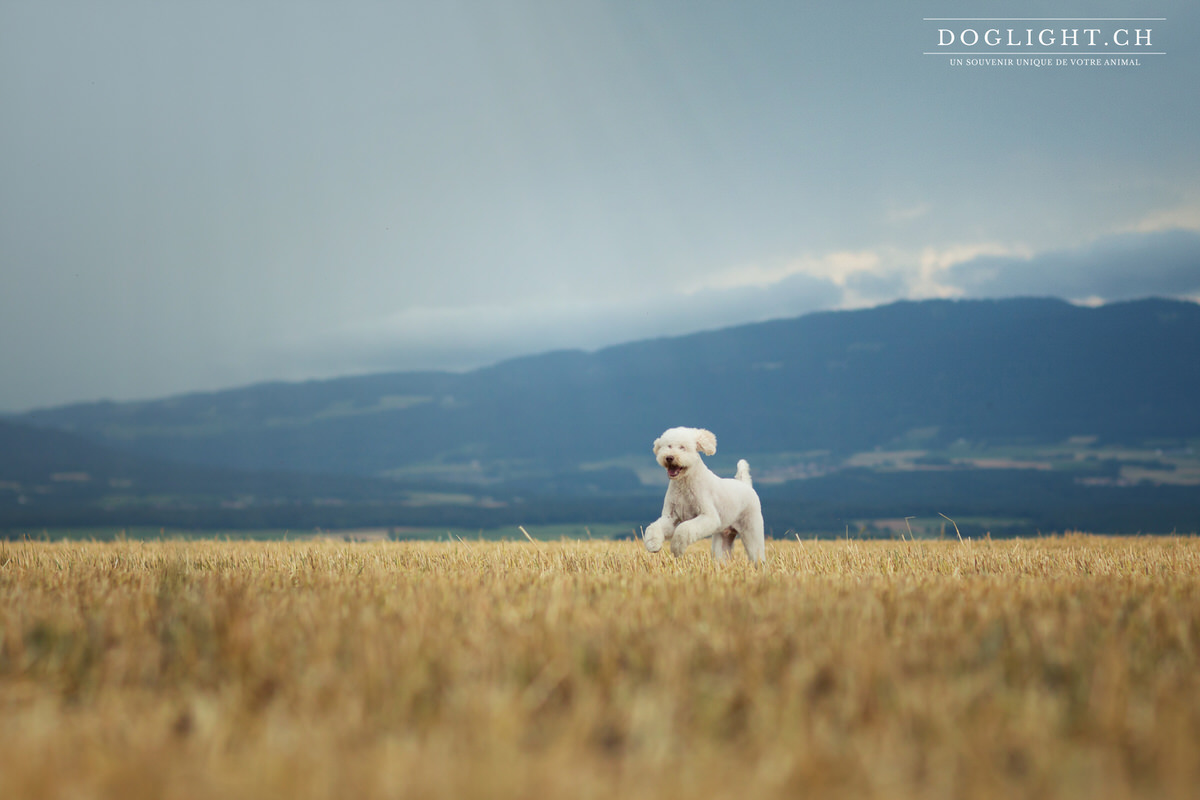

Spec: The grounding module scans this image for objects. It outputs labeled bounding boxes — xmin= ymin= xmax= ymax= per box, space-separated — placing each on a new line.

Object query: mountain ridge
xmin=14 ymin=296 xmax=1200 ymax=478
xmin=6 ymin=296 xmax=1200 ymax=535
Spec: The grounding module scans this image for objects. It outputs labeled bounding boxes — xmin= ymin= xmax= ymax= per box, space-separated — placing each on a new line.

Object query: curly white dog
xmin=642 ymin=427 xmax=765 ymax=564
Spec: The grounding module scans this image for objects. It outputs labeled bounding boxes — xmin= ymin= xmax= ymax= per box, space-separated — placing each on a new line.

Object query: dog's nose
xmin=663 ymin=455 xmax=676 ymax=465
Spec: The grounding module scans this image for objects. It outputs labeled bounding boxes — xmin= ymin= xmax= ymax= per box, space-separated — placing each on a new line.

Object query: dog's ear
xmin=652 ymin=437 xmax=662 ymax=453
xmin=694 ymin=428 xmax=717 ymax=456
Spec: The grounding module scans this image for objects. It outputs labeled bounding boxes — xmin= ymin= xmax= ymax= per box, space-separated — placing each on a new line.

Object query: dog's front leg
xmin=644 ymin=516 xmax=675 ymax=553
xmin=670 ymin=511 xmax=721 ymax=557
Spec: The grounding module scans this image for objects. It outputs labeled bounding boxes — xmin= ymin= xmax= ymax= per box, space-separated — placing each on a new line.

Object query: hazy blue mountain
xmin=5 ymin=296 xmax=1200 ymax=535
xmin=0 ymin=418 xmax=421 ymax=529
xmin=0 ymin=416 xmax=651 ymax=532
xmin=17 ymin=297 xmax=1200 ymax=476
xmin=5 ymin=413 xmax=1196 ymax=537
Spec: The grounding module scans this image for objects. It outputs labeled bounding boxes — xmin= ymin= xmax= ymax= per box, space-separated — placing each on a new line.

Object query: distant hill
xmin=7 ymin=297 xmax=1200 ymax=536
xmin=16 ymin=297 xmax=1200 ymax=476
xmin=0 ymin=418 xmax=422 ymax=530
xmin=0 ymin=417 xmax=655 ymax=532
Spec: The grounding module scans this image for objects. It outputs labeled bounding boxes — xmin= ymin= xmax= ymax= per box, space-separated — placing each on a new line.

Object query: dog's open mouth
xmin=666 ymin=465 xmax=685 ymax=478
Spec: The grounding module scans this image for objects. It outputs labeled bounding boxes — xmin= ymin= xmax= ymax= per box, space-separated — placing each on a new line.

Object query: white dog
xmin=643 ymin=427 xmax=765 ymax=564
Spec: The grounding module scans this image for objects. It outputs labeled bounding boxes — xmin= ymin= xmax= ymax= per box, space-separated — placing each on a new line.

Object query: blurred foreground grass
xmin=1 ymin=536 xmax=1198 ymax=799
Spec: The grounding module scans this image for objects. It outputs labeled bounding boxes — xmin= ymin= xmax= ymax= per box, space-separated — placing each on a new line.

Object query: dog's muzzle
xmin=663 ymin=457 xmax=685 ymax=479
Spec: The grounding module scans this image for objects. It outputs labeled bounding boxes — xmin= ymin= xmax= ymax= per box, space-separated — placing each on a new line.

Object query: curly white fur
xmin=642 ymin=427 xmax=765 ymax=564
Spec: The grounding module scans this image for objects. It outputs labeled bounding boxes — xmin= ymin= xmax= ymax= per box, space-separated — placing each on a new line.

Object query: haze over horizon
xmin=4 ymin=2 xmax=1199 ymax=412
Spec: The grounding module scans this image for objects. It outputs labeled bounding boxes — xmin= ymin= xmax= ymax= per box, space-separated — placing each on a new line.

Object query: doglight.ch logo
xmin=924 ymin=17 xmax=1166 ymax=68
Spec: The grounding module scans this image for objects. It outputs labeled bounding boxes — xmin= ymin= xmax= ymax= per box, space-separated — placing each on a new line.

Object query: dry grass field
xmin=2 ymin=535 xmax=1199 ymax=799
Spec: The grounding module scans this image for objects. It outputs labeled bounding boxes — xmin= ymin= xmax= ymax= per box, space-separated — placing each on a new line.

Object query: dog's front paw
xmin=644 ymin=521 xmax=671 ymax=553
xmin=670 ymin=536 xmax=689 ymax=557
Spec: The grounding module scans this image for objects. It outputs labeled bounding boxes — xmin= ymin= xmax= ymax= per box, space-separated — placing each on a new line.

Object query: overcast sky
xmin=3 ymin=1 xmax=1198 ymax=411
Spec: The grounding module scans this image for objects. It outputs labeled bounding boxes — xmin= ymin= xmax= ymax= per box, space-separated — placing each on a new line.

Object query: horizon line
xmin=924 ymin=18 xmax=1166 ymax=22
xmin=924 ymin=52 xmax=1166 ymax=56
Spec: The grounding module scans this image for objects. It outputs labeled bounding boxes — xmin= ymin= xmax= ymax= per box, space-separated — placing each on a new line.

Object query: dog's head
xmin=652 ymin=427 xmax=717 ymax=479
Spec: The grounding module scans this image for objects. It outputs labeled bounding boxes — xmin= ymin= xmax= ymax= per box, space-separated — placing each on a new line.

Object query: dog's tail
xmin=735 ymin=459 xmax=753 ymax=486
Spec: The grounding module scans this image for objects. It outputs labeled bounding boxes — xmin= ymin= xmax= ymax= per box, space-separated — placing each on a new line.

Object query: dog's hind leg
xmin=741 ymin=514 xmax=766 ymax=565
xmin=712 ymin=528 xmax=737 ymax=563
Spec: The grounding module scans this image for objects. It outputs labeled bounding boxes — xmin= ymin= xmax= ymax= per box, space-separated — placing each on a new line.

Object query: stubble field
xmin=1 ymin=535 xmax=1198 ymax=799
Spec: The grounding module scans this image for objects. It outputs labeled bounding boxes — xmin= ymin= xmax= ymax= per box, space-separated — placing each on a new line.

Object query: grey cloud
xmin=2 ymin=3 xmax=1199 ymax=411
xmin=287 ymin=272 xmax=847 ymax=379
xmin=946 ymin=230 xmax=1200 ymax=302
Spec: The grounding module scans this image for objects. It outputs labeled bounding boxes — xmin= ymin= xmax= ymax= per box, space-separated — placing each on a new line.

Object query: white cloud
xmin=689 ymin=250 xmax=884 ymax=293
xmin=1124 ymin=203 xmax=1200 ymax=235
xmin=912 ymin=242 xmax=1033 ymax=299
xmin=684 ymin=228 xmax=1200 ymax=324
xmin=689 ymin=241 xmax=1038 ymax=310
